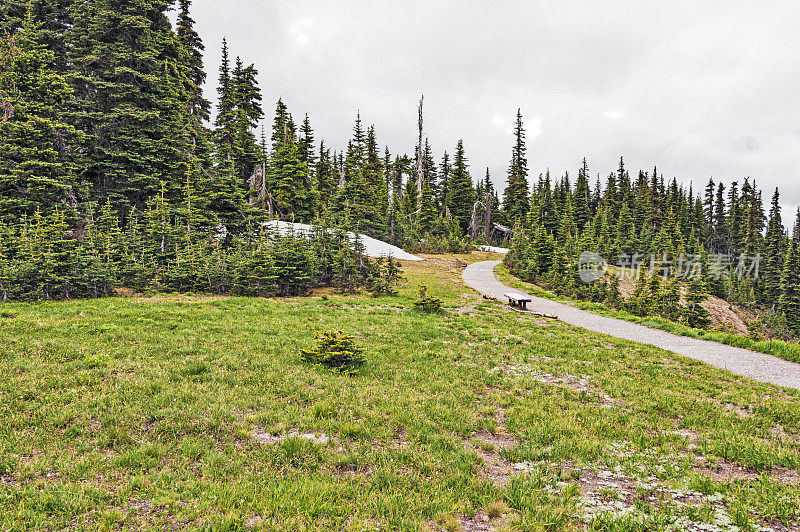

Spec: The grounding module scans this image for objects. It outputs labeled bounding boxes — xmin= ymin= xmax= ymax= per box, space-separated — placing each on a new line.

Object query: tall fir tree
xmin=761 ymin=188 xmax=786 ymax=307
xmin=230 ymin=56 xmax=263 ymax=185
xmin=438 ymin=151 xmax=451 ymax=208
xmin=175 ymin=0 xmax=210 ymax=123
xmin=779 ymin=212 xmax=800 ymax=335
xmin=446 ymin=140 xmax=475 ymax=233
xmin=213 ymin=38 xmax=236 ymax=164
xmin=573 ymin=158 xmax=591 ymax=231
xmin=502 ymin=109 xmax=529 ymax=224
xmin=68 ymin=0 xmax=195 ymax=209
xmin=0 ymin=12 xmax=82 ymax=221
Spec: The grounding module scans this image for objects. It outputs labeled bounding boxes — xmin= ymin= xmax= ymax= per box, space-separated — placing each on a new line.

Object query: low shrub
xmin=300 ymin=330 xmax=366 ymax=373
xmin=412 ymin=285 xmax=442 ymax=313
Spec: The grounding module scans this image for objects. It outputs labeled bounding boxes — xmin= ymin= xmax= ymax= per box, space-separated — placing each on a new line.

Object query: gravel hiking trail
xmin=463 ymin=260 xmax=800 ymax=390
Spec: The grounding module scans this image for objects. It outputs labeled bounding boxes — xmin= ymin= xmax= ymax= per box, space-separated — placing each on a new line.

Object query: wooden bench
xmin=504 ymin=292 xmax=532 ymax=310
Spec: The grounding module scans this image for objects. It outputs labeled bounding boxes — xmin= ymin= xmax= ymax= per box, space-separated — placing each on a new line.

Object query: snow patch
xmin=479 ymin=245 xmax=509 ymax=254
xmin=263 ymin=220 xmax=423 ymax=261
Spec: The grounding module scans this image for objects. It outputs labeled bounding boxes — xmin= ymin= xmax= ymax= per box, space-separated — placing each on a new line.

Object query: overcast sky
xmin=185 ymin=0 xmax=800 ymax=220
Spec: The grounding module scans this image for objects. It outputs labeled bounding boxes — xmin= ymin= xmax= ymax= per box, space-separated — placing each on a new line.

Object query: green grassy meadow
xmin=0 ymin=252 xmax=798 ymax=531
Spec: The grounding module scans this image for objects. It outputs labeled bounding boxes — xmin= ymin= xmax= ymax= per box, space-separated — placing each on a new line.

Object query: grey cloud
xmin=187 ymin=0 xmax=800 ymax=216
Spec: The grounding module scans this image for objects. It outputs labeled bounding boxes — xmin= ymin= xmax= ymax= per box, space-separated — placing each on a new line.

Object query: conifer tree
xmin=298 ymin=114 xmax=316 ymax=168
xmin=712 ymin=182 xmax=727 ymax=251
xmin=603 ymin=172 xmax=620 ymax=220
xmin=685 ymin=276 xmax=711 ymax=328
xmin=438 ymin=151 xmax=451 ymax=208
xmin=648 ymin=274 xmax=665 ymax=316
xmin=68 ymin=0 xmax=195 ymax=209
xmin=503 ymin=109 xmax=529 ymax=224
xmin=421 ymin=139 xmax=438 ymax=205
xmin=726 ymin=181 xmax=741 ymax=253
xmin=213 ymin=38 xmax=236 ymax=164
xmin=24 ymin=0 xmax=75 ymax=75
xmin=605 ymin=273 xmax=622 ymax=309
xmin=231 ymin=56 xmax=263 ymax=185
xmin=360 ymin=124 xmax=387 ymax=236
xmin=663 ymin=277 xmax=682 ymax=321
xmin=315 ymin=141 xmax=336 ymax=203
xmin=419 ymin=183 xmax=436 ymax=232
xmin=616 ymin=156 xmax=630 ymax=203
xmin=573 ymin=158 xmax=591 ymax=230
xmin=761 ymin=188 xmax=786 ymax=306
xmin=779 ymin=212 xmax=800 ymax=335
xmin=0 ymin=1 xmax=27 ymax=36
xmin=703 ymin=178 xmax=716 ymax=247
xmin=268 ymin=131 xmax=315 ymax=221
xmin=446 ymin=140 xmax=475 ymax=233
xmin=0 ymin=13 xmax=82 ymax=221
xmin=176 ymin=0 xmax=211 ymax=123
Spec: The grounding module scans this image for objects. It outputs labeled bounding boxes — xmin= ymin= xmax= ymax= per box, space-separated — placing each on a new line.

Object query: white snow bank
xmin=263 ymin=220 xmax=423 ymax=261
xmin=478 ymin=245 xmax=509 ymax=254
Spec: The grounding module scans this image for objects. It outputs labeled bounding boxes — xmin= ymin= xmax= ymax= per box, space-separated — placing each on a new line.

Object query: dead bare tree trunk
xmin=469 ymin=200 xmax=482 ymax=240
xmin=484 ymin=191 xmax=492 ymax=241
xmin=259 ymin=161 xmax=266 ymax=203
xmin=267 ymin=192 xmax=275 ymax=219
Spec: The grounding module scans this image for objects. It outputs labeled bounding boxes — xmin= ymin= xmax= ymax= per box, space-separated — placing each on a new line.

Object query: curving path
xmin=463 ymin=260 xmax=800 ymax=390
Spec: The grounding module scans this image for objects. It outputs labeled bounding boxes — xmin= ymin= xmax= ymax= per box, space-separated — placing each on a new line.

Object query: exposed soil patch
xmin=252 ymin=430 xmax=332 ymax=445
xmin=470 ymin=441 xmax=513 ymax=486
xmin=670 ymin=429 xmax=701 ymax=443
xmin=417 ymin=256 xmax=469 ymax=269
xmin=464 ymin=407 xmax=518 ymax=487
xmin=491 ymin=364 xmax=620 ymax=407
xmin=428 ymin=513 xmax=508 ymax=532
xmin=578 ymin=467 xmax=640 ymax=510
xmin=134 ymin=294 xmax=231 ymax=303
xmin=459 ymin=512 xmax=506 ymax=532
xmin=498 ymin=305 xmax=550 ymax=324
xmin=615 ymin=273 xmax=753 ymax=334
xmin=722 ymin=402 xmax=756 ymax=419
xmin=471 ymin=429 xmax=516 ymax=451
xmin=246 ymin=515 xmax=264 ymax=529
xmin=693 ymin=462 xmax=800 ymax=485
xmin=338 ymin=305 xmax=405 ymax=311
xmin=389 ymin=429 xmax=411 ymax=450
xmin=331 ymin=463 xmax=373 ymax=479
xmin=768 ymin=424 xmax=797 ymax=442
xmin=126 ymin=499 xmax=154 ymax=514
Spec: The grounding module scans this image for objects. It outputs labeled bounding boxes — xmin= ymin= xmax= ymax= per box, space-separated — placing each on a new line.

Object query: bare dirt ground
xmin=615 ymin=273 xmax=754 ymax=334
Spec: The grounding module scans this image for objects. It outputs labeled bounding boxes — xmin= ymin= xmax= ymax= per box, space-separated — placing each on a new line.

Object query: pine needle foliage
xmin=412 ymin=285 xmax=442 ymax=313
xmin=300 ymin=330 xmax=366 ymax=373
